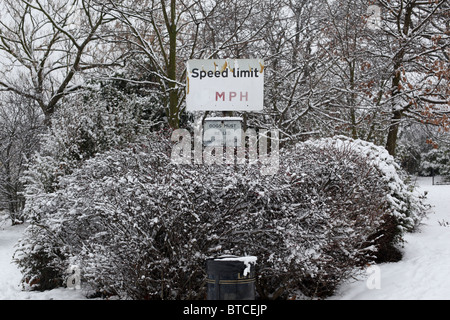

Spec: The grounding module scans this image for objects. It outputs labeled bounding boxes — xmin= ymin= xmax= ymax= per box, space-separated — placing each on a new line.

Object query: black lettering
xmin=208 ymin=70 xmax=213 ymax=77
xmin=200 ymin=70 xmax=207 ymax=79
xmin=240 ymin=70 xmax=251 ymax=77
xmin=222 ymin=69 xmax=229 ymax=77
xmin=192 ymin=68 xmax=199 ymax=78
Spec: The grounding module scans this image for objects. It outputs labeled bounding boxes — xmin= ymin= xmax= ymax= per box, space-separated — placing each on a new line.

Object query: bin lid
xmin=213 ymin=255 xmax=257 ymax=262
xmin=210 ymin=255 xmax=257 ymax=276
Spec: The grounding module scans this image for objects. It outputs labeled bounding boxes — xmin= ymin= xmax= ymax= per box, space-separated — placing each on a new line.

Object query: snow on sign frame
xmin=186 ymin=59 xmax=264 ymax=111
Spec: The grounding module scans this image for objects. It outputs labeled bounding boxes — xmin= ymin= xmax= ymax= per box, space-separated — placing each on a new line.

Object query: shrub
xmin=419 ymin=147 xmax=450 ymax=179
xmin=15 ymin=135 xmax=427 ymax=298
xmin=21 ymin=87 xmax=156 ymax=221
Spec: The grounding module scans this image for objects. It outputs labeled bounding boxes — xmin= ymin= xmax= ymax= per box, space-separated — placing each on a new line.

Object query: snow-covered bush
xmin=21 ymin=87 xmax=156 ymax=221
xmin=15 ymin=86 xmax=160 ymax=290
xmin=15 ymin=134 xmax=427 ymax=298
xmin=260 ymin=135 xmax=428 ymax=297
xmin=309 ymin=136 xmax=427 ymax=233
xmin=303 ymin=136 xmax=429 ymax=264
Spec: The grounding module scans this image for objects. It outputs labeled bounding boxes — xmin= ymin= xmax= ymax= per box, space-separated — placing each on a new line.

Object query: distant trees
xmin=253 ymin=0 xmax=329 ymax=141
xmin=1 ymin=0 xmax=447 ymax=148
xmin=375 ymin=0 xmax=449 ymax=155
xmin=289 ymin=0 xmax=450 ymax=154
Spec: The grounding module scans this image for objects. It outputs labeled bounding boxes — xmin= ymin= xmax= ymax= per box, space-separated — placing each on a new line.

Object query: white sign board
xmin=203 ymin=117 xmax=242 ymax=147
xmin=186 ymin=59 xmax=264 ymax=111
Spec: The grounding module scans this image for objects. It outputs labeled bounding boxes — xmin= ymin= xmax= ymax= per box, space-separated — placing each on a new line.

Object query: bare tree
xmin=99 ymin=0 xmax=271 ymax=129
xmin=0 ymin=0 xmax=117 ymax=124
xmin=245 ymin=0 xmax=334 ymax=143
xmin=99 ymin=0 xmax=192 ymax=129
xmin=373 ymin=0 xmax=450 ymax=155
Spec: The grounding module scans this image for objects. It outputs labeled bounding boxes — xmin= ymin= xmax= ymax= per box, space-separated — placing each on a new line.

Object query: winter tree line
xmin=0 ymin=0 xmax=448 ymax=299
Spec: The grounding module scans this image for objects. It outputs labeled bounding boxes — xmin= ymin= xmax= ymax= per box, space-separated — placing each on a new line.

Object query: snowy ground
xmin=330 ymin=176 xmax=450 ymax=300
xmin=0 ymin=176 xmax=449 ymax=300
xmin=0 ymin=220 xmax=86 ymax=300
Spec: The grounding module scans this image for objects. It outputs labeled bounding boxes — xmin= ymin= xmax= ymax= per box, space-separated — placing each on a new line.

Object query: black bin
xmin=206 ymin=255 xmax=256 ymax=300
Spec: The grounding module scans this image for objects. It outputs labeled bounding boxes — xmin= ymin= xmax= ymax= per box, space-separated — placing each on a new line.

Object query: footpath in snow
xmin=0 ymin=176 xmax=449 ymax=300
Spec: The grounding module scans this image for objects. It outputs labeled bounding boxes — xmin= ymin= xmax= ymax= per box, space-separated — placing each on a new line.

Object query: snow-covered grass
xmin=0 ymin=176 xmax=448 ymax=300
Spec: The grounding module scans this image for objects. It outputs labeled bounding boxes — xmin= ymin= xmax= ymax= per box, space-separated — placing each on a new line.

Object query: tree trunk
xmin=384 ymin=1 xmax=414 ymax=156
xmin=385 ymin=110 xmax=402 ymax=156
xmin=166 ymin=0 xmax=179 ymax=129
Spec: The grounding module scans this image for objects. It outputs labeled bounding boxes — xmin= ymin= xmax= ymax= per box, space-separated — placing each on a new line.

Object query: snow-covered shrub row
xmin=14 ymin=135 xmax=427 ymax=299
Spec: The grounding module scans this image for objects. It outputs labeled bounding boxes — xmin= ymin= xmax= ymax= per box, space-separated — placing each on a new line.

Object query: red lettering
xmin=215 ymin=91 xmax=249 ymax=102
xmin=216 ymin=92 xmax=225 ymax=101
